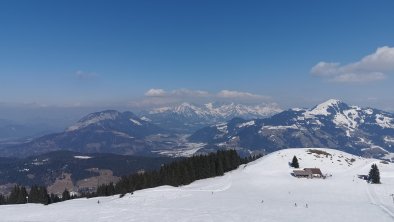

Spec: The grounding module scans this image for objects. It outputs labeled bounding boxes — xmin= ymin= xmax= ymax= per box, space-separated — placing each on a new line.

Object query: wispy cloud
xmin=136 ymin=88 xmax=270 ymax=107
xmin=145 ymin=88 xmax=167 ymax=97
xmin=311 ymin=46 xmax=394 ymax=83
xmin=75 ymin=70 xmax=98 ymax=80
xmin=145 ymin=88 xmax=209 ymax=98
xmin=217 ymin=90 xmax=269 ymax=100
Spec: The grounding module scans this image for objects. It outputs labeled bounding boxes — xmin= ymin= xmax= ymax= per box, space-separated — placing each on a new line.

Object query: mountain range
xmin=141 ymin=102 xmax=282 ymax=133
xmin=190 ymin=99 xmax=394 ymax=159
xmin=0 ymin=102 xmax=281 ymax=158
xmin=0 ymin=110 xmax=169 ymax=157
xmin=1 ymin=99 xmax=393 ymax=160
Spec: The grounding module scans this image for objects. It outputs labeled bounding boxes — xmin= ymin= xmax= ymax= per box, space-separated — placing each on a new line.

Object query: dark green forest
xmin=0 ymin=150 xmax=261 ymax=205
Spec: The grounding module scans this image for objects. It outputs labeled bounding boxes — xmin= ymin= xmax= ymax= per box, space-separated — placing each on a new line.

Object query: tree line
xmin=91 ymin=150 xmax=260 ymax=197
xmin=0 ymin=185 xmax=83 ymax=206
xmin=0 ymin=150 xmax=261 ymax=205
xmin=1 ymin=185 xmax=51 ymax=205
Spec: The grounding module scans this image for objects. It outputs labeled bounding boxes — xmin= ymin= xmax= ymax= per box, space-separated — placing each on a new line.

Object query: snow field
xmin=1 ymin=148 xmax=394 ymax=222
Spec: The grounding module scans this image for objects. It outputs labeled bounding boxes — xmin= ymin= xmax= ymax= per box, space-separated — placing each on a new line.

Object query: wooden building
xmin=292 ymin=168 xmax=323 ymax=178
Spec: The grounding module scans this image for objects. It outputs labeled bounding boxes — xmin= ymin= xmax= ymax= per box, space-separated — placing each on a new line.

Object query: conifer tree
xmin=7 ymin=185 xmax=19 ymax=204
xmin=62 ymin=189 xmax=71 ymax=201
xmin=49 ymin=193 xmax=60 ymax=204
xmin=28 ymin=185 xmax=40 ymax=203
xmin=38 ymin=186 xmax=49 ymax=204
xmin=19 ymin=186 xmax=28 ymax=204
xmin=291 ymin=156 xmax=299 ymax=168
xmin=0 ymin=194 xmax=5 ymax=205
xmin=104 ymin=183 xmax=115 ymax=196
xmin=368 ymin=164 xmax=381 ymax=184
xmin=216 ymin=157 xmax=224 ymax=176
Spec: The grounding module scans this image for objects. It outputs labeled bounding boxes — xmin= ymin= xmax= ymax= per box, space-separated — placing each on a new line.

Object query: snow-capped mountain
xmin=189 ymin=99 xmax=394 ymax=159
xmin=142 ymin=102 xmax=282 ymax=133
xmin=3 ymin=148 xmax=394 ymax=222
xmin=65 ymin=110 xmax=160 ymax=137
xmin=0 ymin=110 xmax=168 ymax=157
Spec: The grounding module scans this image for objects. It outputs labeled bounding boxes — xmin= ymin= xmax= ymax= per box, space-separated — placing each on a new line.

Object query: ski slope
xmin=1 ymin=148 xmax=394 ymax=222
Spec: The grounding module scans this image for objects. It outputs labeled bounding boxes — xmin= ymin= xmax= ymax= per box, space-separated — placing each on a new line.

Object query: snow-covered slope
xmin=142 ymin=102 xmax=282 ymax=133
xmin=190 ymin=99 xmax=394 ymax=158
xmin=2 ymin=148 xmax=394 ymax=222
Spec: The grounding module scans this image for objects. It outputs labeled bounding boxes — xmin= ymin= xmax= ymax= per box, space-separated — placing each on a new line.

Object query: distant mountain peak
xmin=3 ymin=109 xmax=166 ymax=157
xmin=308 ymin=99 xmax=347 ymax=116
xmin=67 ymin=110 xmax=121 ymax=131
xmin=174 ymin=102 xmax=202 ymax=114
xmin=323 ymin=98 xmax=342 ymax=105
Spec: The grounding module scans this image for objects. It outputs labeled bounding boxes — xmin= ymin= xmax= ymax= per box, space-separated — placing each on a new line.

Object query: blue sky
xmin=0 ymin=0 xmax=394 ymax=110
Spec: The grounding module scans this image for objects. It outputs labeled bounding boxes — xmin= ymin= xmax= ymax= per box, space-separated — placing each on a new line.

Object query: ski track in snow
xmin=366 ymin=181 xmax=394 ymax=219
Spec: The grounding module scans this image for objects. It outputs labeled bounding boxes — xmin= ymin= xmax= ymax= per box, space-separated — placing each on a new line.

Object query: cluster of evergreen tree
xmin=7 ymin=185 xmax=28 ymax=204
xmin=0 ymin=185 xmax=62 ymax=205
xmin=28 ymin=185 xmax=50 ymax=204
xmin=368 ymin=164 xmax=381 ymax=184
xmin=96 ymin=182 xmax=116 ymax=196
xmin=244 ymin=154 xmax=263 ymax=163
xmin=94 ymin=150 xmax=253 ymax=197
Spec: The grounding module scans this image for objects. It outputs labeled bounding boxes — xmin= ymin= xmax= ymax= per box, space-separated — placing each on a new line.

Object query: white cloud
xmin=311 ymin=46 xmax=394 ymax=83
xmin=75 ymin=70 xmax=98 ymax=80
xmin=310 ymin=62 xmax=341 ymax=77
xmin=145 ymin=89 xmax=167 ymax=97
xmin=139 ymin=88 xmax=270 ymax=107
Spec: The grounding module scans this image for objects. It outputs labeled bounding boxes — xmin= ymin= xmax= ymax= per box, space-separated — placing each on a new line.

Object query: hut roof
xmin=293 ymin=170 xmax=311 ymax=176
xmin=304 ymin=168 xmax=322 ymax=175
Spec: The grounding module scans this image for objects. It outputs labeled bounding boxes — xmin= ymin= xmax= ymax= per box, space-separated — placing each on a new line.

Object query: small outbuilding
xmin=292 ymin=168 xmax=323 ymax=178
xmin=304 ymin=168 xmax=323 ymax=178
xmin=292 ymin=170 xmax=311 ymax=178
